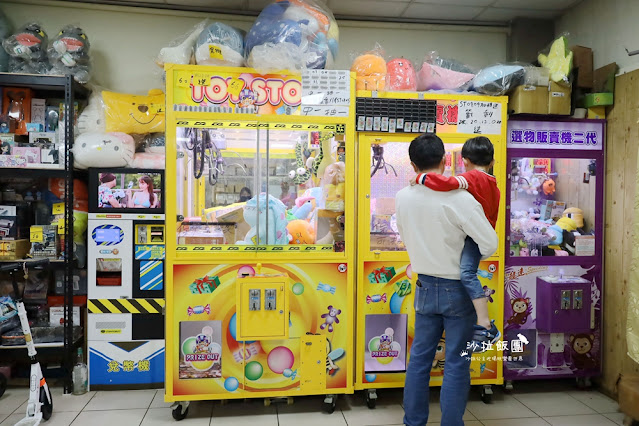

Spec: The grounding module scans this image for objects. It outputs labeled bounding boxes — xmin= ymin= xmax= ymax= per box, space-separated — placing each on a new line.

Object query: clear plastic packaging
xmin=0 ymin=10 xmax=12 ymax=72
xmin=245 ymin=0 xmax=338 ymax=72
xmin=538 ymin=34 xmax=573 ymax=86
xmin=473 ymin=63 xmax=526 ymax=96
xmin=156 ymin=19 xmax=209 ymax=67
xmin=351 ymin=44 xmax=387 ymax=91
xmin=0 ymin=296 xmax=18 ymax=334
xmin=102 ymin=89 xmax=165 ymax=135
xmin=195 ymin=22 xmax=246 ymax=67
xmin=2 ymin=22 xmax=50 ymax=74
xmin=416 ymin=52 xmax=475 ymax=91
xmin=47 ymin=25 xmax=91 ymax=84
xmin=72 ymin=132 xmax=135 ymax=169
xmin=386 ymin=58 xmax=417 ymax=91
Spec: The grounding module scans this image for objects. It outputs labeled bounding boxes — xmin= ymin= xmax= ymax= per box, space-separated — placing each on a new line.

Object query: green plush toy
xmin=538 ymin=36 xmax=573 ymax=84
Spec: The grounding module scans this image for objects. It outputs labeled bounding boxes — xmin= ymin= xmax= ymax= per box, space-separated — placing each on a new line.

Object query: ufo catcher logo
xmin=180 ymin=321 xmax=223 ymax=379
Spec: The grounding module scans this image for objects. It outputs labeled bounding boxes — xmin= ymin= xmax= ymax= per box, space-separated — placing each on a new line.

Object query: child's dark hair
xmin=409 ymin=134 xmax=445 ymax=171
xmin=100 ymin=173 xmax=116 ymax=184
xmin=461 ymin=136 xmax=494 ymax=167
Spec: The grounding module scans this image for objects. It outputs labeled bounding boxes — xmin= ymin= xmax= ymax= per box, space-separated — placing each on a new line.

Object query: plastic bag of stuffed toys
xmin=2 ymin=22 xmax=50 ymax=74
xmin=0 ymin=9 xmax=12 ymax=72
xmin=538 ymin=34 xmax=573 ymax=86
xmin=156 ymin=20 xmax=246 ymax=68
xmin=47 ymin=25 xmax=92 ymax=84
xmin=245 ymin=0 xmax=339 ymax=72
xmin=416 ymin=51 xmax=476 ymax=91
xmin=350 ymin=44 xmax=387 ymax=91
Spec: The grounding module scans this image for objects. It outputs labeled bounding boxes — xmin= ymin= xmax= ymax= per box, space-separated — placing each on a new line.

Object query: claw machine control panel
xmin=164 ymin=65 xmax=356 ymax=404
xmin=354 ymin=92 xmax=508 ymax=393
xmin=504 ymin=119 xmax=604 ymax=383
xmin=86 ymin=168 xmax=166 ymax=389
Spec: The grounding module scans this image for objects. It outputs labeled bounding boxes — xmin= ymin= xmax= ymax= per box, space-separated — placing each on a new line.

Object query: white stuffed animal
xmin=72 ymin=132 xmax=134 ymax=169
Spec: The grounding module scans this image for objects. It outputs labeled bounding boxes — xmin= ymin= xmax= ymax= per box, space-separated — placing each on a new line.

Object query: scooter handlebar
xmin=0 ymin=258 xmax=50 ymax=272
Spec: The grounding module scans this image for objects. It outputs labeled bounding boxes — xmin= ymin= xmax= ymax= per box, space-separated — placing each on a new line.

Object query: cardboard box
xmin=508 ymin=85 xmax=549 ymax=115
xmin=593 ymin=62 xmax=618 ymax=93
xmin=570 ymin=46 xmax=593 ymax=88
xmin=216 ymin=207 xmax=249 ymax=242
xmin=0 ymin=239 xmax=30 ymax=259
xmin=49 ymin=306 xmax=81 ymax=326
xmin=548 ymin=82 xmax=571 ymax=115
xmin=587 ymin=106 xmax=606 ymax=119
xmin=584 ymin=92 xmax=614 ymax=108
xmin=619 ymin=375 xmax=639 ymax=421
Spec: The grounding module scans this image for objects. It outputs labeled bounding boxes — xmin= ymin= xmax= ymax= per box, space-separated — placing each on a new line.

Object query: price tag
xmin=228 ymin=79 xmax=244 ymax=97
xmin=57 ymin=222 xmax=65 ymax=234
xmin=193 ymin=73 xmax=210 ymax=87
xmin=149 ymin=103 xmax=165 ymax=114
xmin=30 ymin=227 xmax=43 ymax=243
xmin=209 ymin=45 xmax=224 ymax=60
xmin=52 ymin=202 xmax=64 ymax=215
xmin=176 ymin=72 xmax=191 ymax=88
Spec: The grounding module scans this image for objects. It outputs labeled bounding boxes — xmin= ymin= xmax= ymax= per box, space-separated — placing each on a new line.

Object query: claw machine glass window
xmin=175 ymin=125 xmax=346 ymax=251
xmin=509 ymin=157 xmax=597 ymax=257
xmin=368 ymin=141 xmax=465 ymax=252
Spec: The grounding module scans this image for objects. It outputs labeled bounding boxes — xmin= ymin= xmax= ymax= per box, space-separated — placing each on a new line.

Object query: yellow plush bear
xmin=102 ymin=89 xmax=165 ymax=134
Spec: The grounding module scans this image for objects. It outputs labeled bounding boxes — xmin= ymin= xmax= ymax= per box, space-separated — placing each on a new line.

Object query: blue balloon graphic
xmin=365 ymin=374 xmax=377 ymax=383
xmin=224 ymin=377 xmax=239 ymax=392
xmin=389 ymin=292 xmax=405 ymax=314
xmin=229 ymin=313 xmax=256 ymax=344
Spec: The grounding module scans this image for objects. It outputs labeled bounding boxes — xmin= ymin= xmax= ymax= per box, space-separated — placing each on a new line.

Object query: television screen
xmin=89 ymin=169 xmax=164 ymax=214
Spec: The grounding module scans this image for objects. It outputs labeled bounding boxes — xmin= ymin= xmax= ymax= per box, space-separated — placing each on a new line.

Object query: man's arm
xmin=461 ymin=204 xmax=498 ymax=259
xmin=416 ymin=172 xmax=471 ymax=191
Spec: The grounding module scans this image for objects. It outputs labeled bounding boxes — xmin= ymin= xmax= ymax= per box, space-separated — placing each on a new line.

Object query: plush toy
xmin=416 ymin=55 xmax=475 ymax=91
xmin=351 ymin=53 xmax=386 ymax=91
xmin=0 ymin=10 xmax=12 ymax=72
xmin=77 ymin=93 xmax=106 ymax=134
xmin=245 ymin=0 xmax=336 ymax=71
xmin=239 ymin=193 xmax=289 ymax=245
xmin=156 ymin=20 xmax=208 ymax=67
xmin=538 ymin=36 xmax=573 ymax=84
xmin=322 ymin=161 xmax=345 ymax=212
xmin=131 ymin=152 xmax=165 ymax=169
xmin=102 ymin=89 xmax=165 ymax=135
xmin=287 ymin=219 xmax=316 ymax=244
xmin=473 ymin=64 xmax=525 ymax=96
xmin=47 ymin=25 xmax=91 ymax=84
xmin=542 ymin=178 xmax=556 ymax=195
xmin=195 ymin=22 xmax=245 ymax=67
xmin=291 ymin=196 xmax=316 ymax=220
xmin=563 ymin=207 xmax=584 ymax=228
xmin=386 ymin=58 xmax=417 ymax=91
xmin=2 ymin=22 xmax=49 ymax=74
xmin=72 ymin=132 xmax=135 ymax=169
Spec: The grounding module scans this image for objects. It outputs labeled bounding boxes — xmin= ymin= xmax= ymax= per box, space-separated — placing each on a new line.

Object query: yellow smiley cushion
xmin=102 ymin=89 xmax=165 ymax=134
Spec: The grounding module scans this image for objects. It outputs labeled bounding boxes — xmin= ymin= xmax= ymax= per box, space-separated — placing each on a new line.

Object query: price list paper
xmin=457 ymin=100 xmax=503 ymax=135
xmin=301 ymin=69 xmax=351 ymax=117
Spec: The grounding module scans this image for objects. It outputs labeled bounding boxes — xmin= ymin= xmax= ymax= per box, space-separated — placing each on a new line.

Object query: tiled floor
xmin=0 ymin=381 xmax=627 ymax=425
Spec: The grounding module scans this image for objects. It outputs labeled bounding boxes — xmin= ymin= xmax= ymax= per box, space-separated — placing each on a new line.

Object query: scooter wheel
xmin=40 ymin=387 xmax=53 ymax=420
xmin=0 ymin=373 xmax=6 ymax=398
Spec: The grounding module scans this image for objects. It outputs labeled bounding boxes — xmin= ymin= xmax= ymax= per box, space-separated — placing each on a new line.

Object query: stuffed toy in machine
xmin=322 ymin=161 xmax=345 ymax=212
xmin=245 ymin=0 xmax=338 ymax=71
xmin=47 ymin=25 xmax=92 ymax=84
xmin=72 ymin=132 xmax=135 ymax=169
xmin=0 ymin=10 xmax=12 ymax=72
xmin=195 ymin=22 xmax=245 ymax=67
xmin=563 ymin=207 xmax=584 ymax=229
xmin=351 ymin=51 xmax=386 ymax=91
xmin=386 ymin=58 xmax=417 ymax=91
xmin=2 ymin=22 xmax=50 ymax=74
xmin=287 ymin=219 xmax=316 ymax=244
xmin=416 ymin=53 xmax=475 ymax=91
xmin=473 ymin=64 xmax=525 ymax=96
xmin=238 ymin=193 xmax=289 ymax=245
xmin=101 ymin=89 xmax=165 ymax=135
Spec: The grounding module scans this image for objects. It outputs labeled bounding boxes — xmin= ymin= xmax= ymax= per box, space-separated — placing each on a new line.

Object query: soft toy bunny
xmin=238 ymin=193 xmax=289 ymax=245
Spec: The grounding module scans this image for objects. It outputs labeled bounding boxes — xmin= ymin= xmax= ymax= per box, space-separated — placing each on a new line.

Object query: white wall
xmin=2 ymin=0 xmax=507 ymax=94
xmin=557 ymin=0 xmax=639 ymax=73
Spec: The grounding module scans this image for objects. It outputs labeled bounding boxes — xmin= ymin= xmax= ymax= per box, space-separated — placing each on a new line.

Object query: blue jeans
xmin=403 ymin=274 xmax=476 ymax=426
xmin=460 ymin=237 xmax=485 ymax=300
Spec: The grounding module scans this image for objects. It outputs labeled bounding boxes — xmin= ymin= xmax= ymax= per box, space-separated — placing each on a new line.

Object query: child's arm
xmin=415 ymin=172 xmax=470 ymax=192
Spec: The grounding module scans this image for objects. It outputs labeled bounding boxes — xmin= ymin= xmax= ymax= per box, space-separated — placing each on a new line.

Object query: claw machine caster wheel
xmin=170 ymin=402 xmax=190 ymax=421
xmin=504 ymin=380 xmax=514 ymax=393
xmin=287 ymin=397 xmax=294 ymax=405
xmin=576 ymin=377 xmax=592 ymax=389
xmin=365 ymin=389 xmax=377 ymax=409
xmin=264 ymin=398 xmax=271 ymax=407
xmin=323 ymin=394 xmax=337 ymax=414
xmin=0 ymin=373 xmax=6 ymax=398
xmin=480 ymin=385 xmax=493 ymax=404
xmin=219 ymin=399 xmax=228 ymax=406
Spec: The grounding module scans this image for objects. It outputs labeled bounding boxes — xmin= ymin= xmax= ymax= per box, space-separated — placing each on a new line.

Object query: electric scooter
xmin=3 ymin=259 xmax=53 ymax=426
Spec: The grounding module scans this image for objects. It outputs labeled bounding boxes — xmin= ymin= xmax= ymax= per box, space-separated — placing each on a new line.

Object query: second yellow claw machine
xmin=164 ymin=65 xmax=356 ymax=420
xmin=354 ymin=91 xmax=508 ymax=406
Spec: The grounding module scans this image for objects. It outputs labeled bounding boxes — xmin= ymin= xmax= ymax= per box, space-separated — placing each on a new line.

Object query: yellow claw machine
xmin=164 ymin=65 xmax=356 ymax=420
xmin=354 ymin=91 xmax=508 ymax=406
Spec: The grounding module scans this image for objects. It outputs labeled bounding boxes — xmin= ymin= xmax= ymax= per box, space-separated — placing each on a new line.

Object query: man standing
xmin=396 ymin=134 xmax=498 ymax=426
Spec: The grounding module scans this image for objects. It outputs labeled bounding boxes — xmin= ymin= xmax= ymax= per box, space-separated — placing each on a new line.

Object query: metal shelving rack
xmin=0 ymin=73 xmax=89 ymax=394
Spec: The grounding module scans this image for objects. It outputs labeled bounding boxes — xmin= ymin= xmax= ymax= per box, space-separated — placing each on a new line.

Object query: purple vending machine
xmin=504 ymin=118 xmax=604 ymax=388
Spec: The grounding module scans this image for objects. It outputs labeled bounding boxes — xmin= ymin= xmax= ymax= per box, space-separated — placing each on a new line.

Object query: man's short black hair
xmin=461 ymin=136 xmax=494 ymax=167
xmin=409 ymin=134 xmax=445 ymax=171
